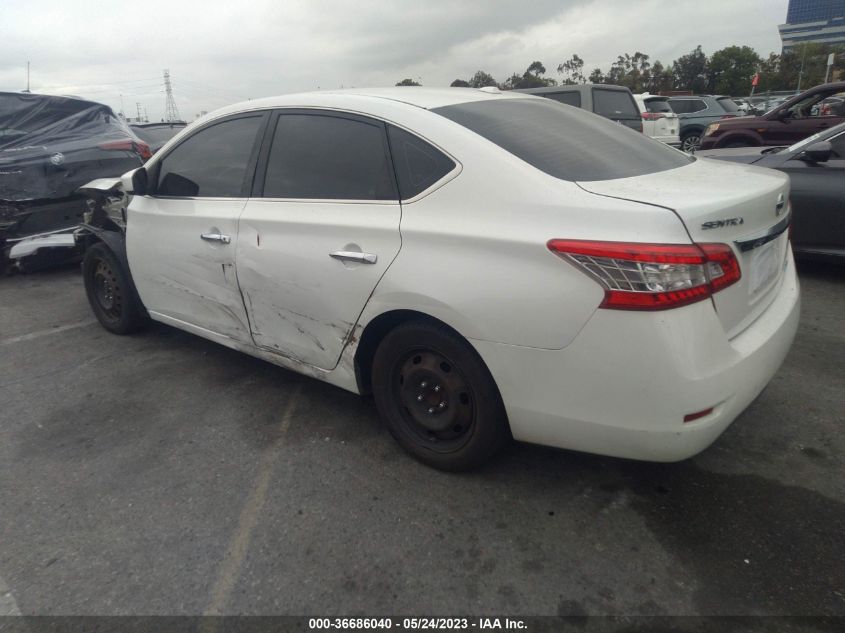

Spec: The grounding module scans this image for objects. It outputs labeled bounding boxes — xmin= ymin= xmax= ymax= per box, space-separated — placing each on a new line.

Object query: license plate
xmin=748 ymin=240 xmax=779 ymax=294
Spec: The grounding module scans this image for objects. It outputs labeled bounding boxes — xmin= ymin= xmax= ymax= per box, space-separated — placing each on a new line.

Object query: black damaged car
xmin=0 ymin=91 xmax=150 ymax=272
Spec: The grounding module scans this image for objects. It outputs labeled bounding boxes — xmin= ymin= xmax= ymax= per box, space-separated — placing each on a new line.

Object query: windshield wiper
xmin=761 ymin=146 xmax=787 ymax=154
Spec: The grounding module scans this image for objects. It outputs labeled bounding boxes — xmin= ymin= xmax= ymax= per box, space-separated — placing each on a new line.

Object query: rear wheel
xmin=83 ymin=242 xmax=148 ymax=334
xmin=372 ymin=321 xmax=510 ymax=471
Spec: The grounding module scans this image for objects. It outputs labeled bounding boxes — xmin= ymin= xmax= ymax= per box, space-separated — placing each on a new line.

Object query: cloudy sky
xmin=1 ymin=0 xmax=789 ymax=121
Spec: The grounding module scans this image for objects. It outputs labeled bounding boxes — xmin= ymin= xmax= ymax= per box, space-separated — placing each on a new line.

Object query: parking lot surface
xmin=0 ymin=262 xmax=843 ymax=618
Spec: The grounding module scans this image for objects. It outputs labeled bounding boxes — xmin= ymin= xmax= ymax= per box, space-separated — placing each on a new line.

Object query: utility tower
xmin=163 ymin=69 xmax=181 ymax=122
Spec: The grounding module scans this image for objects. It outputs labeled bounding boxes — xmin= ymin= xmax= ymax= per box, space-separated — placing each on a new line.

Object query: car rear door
xmin=235 ymin=110 xmax=402 ymax=370
xmin=126 ymin=112 xmax=268 ymax=341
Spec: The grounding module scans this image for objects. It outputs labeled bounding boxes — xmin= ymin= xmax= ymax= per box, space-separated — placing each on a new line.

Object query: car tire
xmin=681 ymin=132 xmax=702 ymax=153
xmin=83 ymin=241 xmax=149 ymax=335
xmin=372 ymin=321 xmax=511 ymax=471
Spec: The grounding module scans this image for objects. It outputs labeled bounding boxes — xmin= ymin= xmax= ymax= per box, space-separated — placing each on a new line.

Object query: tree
xmin=777 ymin=43 xmax=845 ymax=91
xmin=450 ymin=79 xmax=470 ymax=87
xmin=395 ymin=78 xmax=421 ymax=86
xmin=672 ymin=45 xmax=709 ymax=92
xmin=557 ymin=54 xmax=585 ymax=84
xmin=707 ymin=45 xmax=761 ymax=95
xmin=526 ymin=61 xmax=546 ymax=77
xmin=648 ymin=60 xmax=674 ymax=93
xmin=500 ymin=62 xmax=557 ymax=89
xmin=606 ymin=52 xmax=651 ymax=92
xmin=468 ymin=70 xmax=497 ymax=88
xmin=588 ymin=67 xmax=605 ymax=84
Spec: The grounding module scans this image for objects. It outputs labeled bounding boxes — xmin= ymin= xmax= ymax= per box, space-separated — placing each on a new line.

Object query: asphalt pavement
xmin=0 ymin=261 xmax=843 ymax=620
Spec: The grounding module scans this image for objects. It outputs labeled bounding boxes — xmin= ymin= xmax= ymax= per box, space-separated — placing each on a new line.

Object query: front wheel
xmin=83 ymin=242 xmax=148 ymax=334
xmin=681 ymin=132 xmax=702 ymax=153
xmin=372 ymin=321 xmax=511 ymax=471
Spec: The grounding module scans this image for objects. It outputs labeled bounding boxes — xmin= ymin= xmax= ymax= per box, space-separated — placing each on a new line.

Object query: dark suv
xmin=666 ymin=95 xmax=740 ymax=152
xmin=700 ymin=82 xmax=845 ymax=150
xmin=517 ymin=84 xmax=642 ymax=132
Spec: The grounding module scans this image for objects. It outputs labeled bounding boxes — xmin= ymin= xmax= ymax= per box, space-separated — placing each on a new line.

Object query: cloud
xmin=0 ymin=0 xmax=788 ymax=121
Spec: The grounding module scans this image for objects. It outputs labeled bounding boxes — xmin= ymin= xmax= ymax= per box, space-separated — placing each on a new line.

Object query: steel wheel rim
xmin=392 ymin=348 xmax=475 ymax=452
xmin=93 ymin=259 xmax=123 ymax=321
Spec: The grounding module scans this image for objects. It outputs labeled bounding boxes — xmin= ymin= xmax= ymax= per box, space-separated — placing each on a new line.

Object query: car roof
xmin=517 ymin=84 xmax=630 ymax=95
xmin=207 ymin=87 xmax=533 ymax=120
xmin=0 ymin=90 xmax=110 ymax=111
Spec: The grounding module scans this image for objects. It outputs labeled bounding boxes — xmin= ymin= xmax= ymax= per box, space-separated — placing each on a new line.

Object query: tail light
xmin=547 ymin=240 xmax=741 ymax=311
xmin=99 ymin=139 xmax=152 ymax=160
xmin=641 ymin=112 xmax=667 ymax=120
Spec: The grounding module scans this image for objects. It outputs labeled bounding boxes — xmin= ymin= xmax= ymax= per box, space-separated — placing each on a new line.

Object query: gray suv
xmin=667 ymin=95 xmax=740 ymax=152
xmin=517 ymin=84 xmax=643 ymax=132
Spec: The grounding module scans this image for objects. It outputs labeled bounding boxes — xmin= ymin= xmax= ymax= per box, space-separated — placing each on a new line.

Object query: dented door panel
xmin=236 ymin=199 xmax=401 ymax=370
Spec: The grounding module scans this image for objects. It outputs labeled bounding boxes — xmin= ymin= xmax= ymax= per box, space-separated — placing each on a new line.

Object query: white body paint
xmin=120 ymin=88 xmax=799 ymax=462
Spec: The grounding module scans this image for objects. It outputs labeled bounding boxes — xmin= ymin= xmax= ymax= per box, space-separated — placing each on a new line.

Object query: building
xmin=779 ymin=0 xmax=845 ymax=50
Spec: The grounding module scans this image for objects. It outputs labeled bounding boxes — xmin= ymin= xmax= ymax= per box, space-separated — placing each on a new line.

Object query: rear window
xmin=717 ymin=97 xmax=739 ymax=113
xmin=433 ymin=98 xmax=691 ymax=182
xmin=644 ymin=98 xmax=673 ymax=114
xmin=592 ymin=89 xmax=638 ymax=118
xmin=0 ymin=94 xmax=116 ymax=148
xmin=544 ymin=92 xmax=582 ymax=108
xmin=387 ymin=125 xmax=456 ymax=199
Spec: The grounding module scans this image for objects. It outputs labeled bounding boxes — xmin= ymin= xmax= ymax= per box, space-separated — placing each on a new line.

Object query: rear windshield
xmin=433 ymin=98 xmax=691 ymax=182
xmin=716 ymin=97 xmax=739 ymax=113
xmin=644 ymin=98 xmax=673 ymax=113
xmin=592 ymin=88 xmax=639 ymax=118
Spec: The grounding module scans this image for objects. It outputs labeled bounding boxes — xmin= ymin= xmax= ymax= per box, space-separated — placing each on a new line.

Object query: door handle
xmin=201 ymin=232 xmax=231 ymax=244
xmin=329 ymin=250 xmax=378 ymax=264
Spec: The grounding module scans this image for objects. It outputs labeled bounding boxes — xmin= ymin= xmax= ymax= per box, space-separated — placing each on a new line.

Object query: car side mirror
xmin=776 ymin=108 xmax=791 ymax=121
xmin=801 ymin=140 xmax=832 ymax=163
xmin=121 ymin=167 xmax=147 ymax=195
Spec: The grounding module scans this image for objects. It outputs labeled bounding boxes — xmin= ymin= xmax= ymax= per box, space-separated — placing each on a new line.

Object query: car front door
xmin=126 ymin=113 xmax=268 ymax=341
xmin=781 ymin=130 xmax=845 ymax=255
xmin=235 ymin=110 xmax=402 ymax=370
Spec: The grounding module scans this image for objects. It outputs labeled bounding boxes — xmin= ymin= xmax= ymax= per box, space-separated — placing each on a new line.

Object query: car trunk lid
xmin=577 ymin=158 xmax=791 ymax=338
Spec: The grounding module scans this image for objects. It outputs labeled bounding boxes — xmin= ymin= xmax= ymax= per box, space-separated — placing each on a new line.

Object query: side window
xmin=262 ymin=113 xmax=396 ymax=200
xmin=668 ymin=99 xmax=688 ymax=114
xmin=691 ymin=100 xmax=708 ymax=113
xmin=387 ymin=125 xmax=456 ymax=199
xmin=544 ymin=92 xmax=582 ymax=108
xmin=592 ymin=89 xmax=638 ymax=117
xmin=156 ymin=116 xmax=262 ymax=197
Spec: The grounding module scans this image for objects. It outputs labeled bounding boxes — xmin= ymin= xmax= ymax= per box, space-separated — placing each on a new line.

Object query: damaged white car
xmin=78 ymin=88 xmax=800 ymax=470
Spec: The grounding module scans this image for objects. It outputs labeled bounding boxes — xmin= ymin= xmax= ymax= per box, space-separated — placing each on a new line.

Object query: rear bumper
xmin=471 ymin=252 xmax=801 ymax=462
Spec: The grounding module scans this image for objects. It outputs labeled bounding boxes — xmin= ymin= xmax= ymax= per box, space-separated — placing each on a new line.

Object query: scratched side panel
xmin=126 ymin=195 xmax=253 ymax=342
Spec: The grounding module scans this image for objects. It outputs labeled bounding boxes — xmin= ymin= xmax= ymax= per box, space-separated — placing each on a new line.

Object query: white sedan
xmin=80 ymin=87 xmax=800 ymax=470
